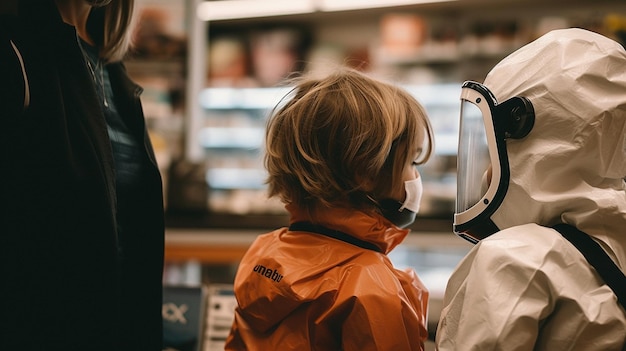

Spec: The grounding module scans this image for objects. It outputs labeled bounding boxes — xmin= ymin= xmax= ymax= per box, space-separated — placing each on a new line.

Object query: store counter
xmin=164 ymin=227 xmax=472 ymax=339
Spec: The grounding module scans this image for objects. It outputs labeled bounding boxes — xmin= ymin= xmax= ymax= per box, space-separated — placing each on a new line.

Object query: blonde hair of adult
xmin=265 ymin=68 xmax=434 ymax=211
xmin=0 ymin=0 xmax=133 ymax=62
xmin=91 ymin=0 xmax=135 ymax=63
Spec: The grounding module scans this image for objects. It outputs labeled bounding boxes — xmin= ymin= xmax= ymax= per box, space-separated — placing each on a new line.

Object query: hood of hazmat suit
xmin=437 ymin=28 xmax=626 ymax=351
xmin=225 ymin=203 xmax=429 ymax=351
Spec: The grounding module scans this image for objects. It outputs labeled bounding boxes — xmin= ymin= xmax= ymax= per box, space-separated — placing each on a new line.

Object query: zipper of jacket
xmin=73 ymin=32 xmax=121 ymax=255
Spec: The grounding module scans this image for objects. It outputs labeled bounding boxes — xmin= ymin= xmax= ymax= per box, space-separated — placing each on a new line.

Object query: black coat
xmin=0 ymin=2 xmax=165 ymax=350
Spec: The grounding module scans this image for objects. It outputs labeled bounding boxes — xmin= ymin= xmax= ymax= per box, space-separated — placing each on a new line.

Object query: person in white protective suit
xmin=436 ymin=28 xmax=626 ymax=351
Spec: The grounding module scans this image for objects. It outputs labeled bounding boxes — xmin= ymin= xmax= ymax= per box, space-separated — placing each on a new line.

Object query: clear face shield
xmin=454 ymin=81 xmax=535 ymax=244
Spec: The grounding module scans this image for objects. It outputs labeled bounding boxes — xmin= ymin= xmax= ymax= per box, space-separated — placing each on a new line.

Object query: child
xmin=225 ymin=67 xmax=434 ymax=351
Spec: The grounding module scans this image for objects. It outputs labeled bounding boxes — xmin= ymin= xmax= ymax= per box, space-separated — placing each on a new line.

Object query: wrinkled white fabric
xmin=437 ymin=28 xmax=626 ymax=350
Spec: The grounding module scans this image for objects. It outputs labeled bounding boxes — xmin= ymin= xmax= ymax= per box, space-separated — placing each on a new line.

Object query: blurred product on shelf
xmin=379 ymin=13 xmax=427 ymax=59
xmin=605 ymin=13 xmax=626 ymax=45
xmin=534 ymin=17 xmax=570 ymax=38
xmin=250 ymin=27 xmax=311 ymax=86
xmin=132 ymin=4 xmax=186 ymax=59
xmin=207 ymin=36 xmax=255 ymax=87
xmin=166 ymin=160 xmax=210 ymax=214
xmin=207 ymin=25 xmax=312 ymax=87
xmin=304 ymin=43 xmax=348 ymax=77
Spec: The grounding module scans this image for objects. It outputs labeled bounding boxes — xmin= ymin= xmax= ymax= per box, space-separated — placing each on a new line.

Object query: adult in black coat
xmin=0 ymin=0 xmax=165 ymax=350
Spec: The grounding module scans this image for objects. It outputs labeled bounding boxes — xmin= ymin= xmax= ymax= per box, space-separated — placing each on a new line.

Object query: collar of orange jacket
xmin=285 ymin=203 xmax=410 ymax=254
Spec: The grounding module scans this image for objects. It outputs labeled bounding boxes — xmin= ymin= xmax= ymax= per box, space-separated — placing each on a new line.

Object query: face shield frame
xmin=454 ymin=81 xmax=534 ymax=244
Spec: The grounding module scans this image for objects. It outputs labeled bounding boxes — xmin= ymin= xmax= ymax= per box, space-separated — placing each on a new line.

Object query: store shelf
xmin=192 ymin=84 xmax=461 ymax=212
xmin=164 ymin=227 xmax=470 ymax=265
xmin=198 ymin=127 xmax=264 ymax=149
xmin=196 ymin=0 xmax=621 ymax=22
xmin=163 ymin=225 xmax=473 ymax=337
xmin=195 ymin=0 xmax=462 ymax=21
xmin=175 ymin=0 xmax=626 ymax=219
xmin=197 ymin=0 xmax=316 ymax=21
xmin=165 ymin=229 xmax=258 ymax=264
xmin=199 ymin=87 xmax=292 ymax=110
xmin=206 ymin=168 xmax=267 ymax=190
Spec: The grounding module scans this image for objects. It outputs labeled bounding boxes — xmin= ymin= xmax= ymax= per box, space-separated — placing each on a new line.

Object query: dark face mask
xmin=379 ymin=199 xmax=416 ymax=228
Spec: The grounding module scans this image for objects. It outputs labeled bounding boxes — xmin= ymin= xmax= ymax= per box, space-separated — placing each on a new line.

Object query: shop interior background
xmin=124 ymin=1 xmax=626 ymax=349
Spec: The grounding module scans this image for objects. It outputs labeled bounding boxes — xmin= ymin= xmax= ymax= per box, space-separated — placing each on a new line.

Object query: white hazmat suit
xmin=436 ymin=28 xmax=626 ymax=350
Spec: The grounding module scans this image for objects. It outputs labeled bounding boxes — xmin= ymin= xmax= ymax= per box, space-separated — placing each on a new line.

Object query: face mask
xmin=379 ymin=177 xmax=423 ymax=228
xmin=454 ymin=81 xmax=534 ymax=243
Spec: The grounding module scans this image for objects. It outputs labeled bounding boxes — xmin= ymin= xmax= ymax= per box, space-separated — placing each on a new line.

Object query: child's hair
xmin=265 ymin=67 xmax=434 ymax=211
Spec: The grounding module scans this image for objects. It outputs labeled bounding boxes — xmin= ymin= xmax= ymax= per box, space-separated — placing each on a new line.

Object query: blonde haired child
xmin=226 ymin=67 xmax=435 ymax=351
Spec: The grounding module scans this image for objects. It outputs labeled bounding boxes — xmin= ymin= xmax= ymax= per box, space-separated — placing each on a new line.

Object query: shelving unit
xmin=182 ymin=0 xmax=626 ymax=221
xmin=191 ymin=83 xmax=460 ymax=215
xmin=160 ymin=0 xmax=626 ymax=262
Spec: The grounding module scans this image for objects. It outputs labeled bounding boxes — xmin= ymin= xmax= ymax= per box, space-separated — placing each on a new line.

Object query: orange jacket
xmin=225 ymin=204 xmax=429 ymax=351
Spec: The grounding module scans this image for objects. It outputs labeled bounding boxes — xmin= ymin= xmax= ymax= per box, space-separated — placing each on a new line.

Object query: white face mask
xmin=379 ymin=176 xmax=423 ymax=228
xmin=398 ymin=176 xmax=423 ymax=214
